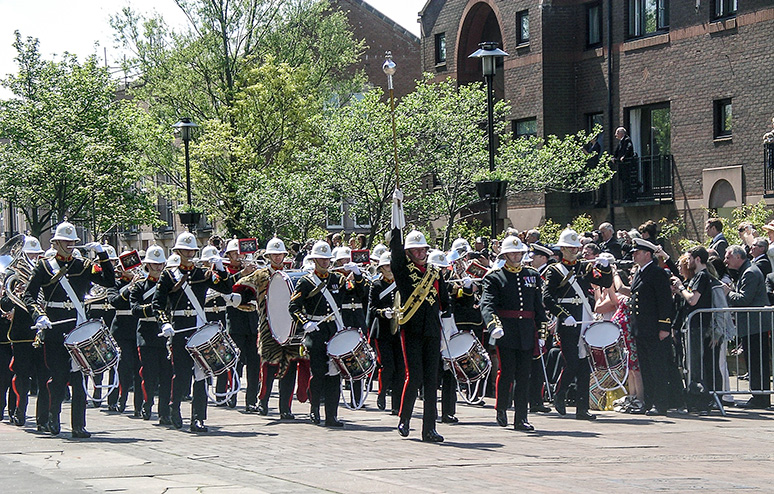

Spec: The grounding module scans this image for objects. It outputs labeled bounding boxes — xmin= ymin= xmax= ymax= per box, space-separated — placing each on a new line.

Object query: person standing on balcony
xmin=613 ymin=127 xmax=635 ymax=202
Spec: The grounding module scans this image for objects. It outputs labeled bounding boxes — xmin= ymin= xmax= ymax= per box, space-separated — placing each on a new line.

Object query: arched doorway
xmin=457 ymin=2 xmax=505 ymax=99
xmin=708 ymin=178 xmax=739 ymax=219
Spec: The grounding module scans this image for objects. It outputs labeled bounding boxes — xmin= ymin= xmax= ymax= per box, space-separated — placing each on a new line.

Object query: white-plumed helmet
xmin=51 ymin=221 xmax=80 ymax=242
xmin=173 ymin=232 xmax=199 ymax=251
xmin=404 ymin=230 xmax=430 ymax=249
xmin=265 ymin=237 xmax=287 ymax=255
xmin=200 ymin=245 xmax=220 ymax=262
xmin=307 ymin=240 xmax=333 ymax=260
xmin=371 ymin=243 xmax=388 ymax=261
xmin=556 ymin=228 xmax=582 ymax=248
xmin=225 ymin=238 xmax=240 ymax=253
xmin=377 ymin=251 xmax=392 ymax=268
xmin=103 ymin=245 xmax=119 ymax=261
xmin=334 ymin=246 xmax=351 ymax=263
xmin=143 ymin=245 xmax=166 ymax=264
xmin=167 ymin=253 xmax=181 ymax=268
xmin=22 ymin=236 xmax=44 ymax=254
xmin=428 ymin=249 xmax=449 ymax=268
xmin=499 ymin=236 xmax=528 ymax=255
xmin=451 ymin=238 xmax=472 ymax=254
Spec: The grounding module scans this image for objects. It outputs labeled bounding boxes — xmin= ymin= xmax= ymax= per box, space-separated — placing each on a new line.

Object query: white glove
xmin=462 ymin=276 xmax=473 ymax=289
xmin=83 ymin=242 xmax=105 ymax=254
xmin=391 ymin=188 xmax=405 ymax=230
xmin=213 ymin=258 xmax=225 ymax=271
xmin=595 ymin=257 xmax=609 ymax=268
xmin=490 ymin=326 xmax=504 ymax=340
xmin=159 ymin=323 xmax=175 ymax=337
xmin=393 ymin=188 xmax=404 ymax=201
xmin=224 ymin=293 xmax=242 ymax=307
xmin=303 ymin=321 xmax=318 ymax=333
xmin=343 ymin=262 xmax=361 ymax=276
xmin=35 ymin=315 xmax=52 ymax=330
xmin=563 ymin=315 xmax=577 ymax=327
xmin=383 ymin=308 xmax=394 ymax=319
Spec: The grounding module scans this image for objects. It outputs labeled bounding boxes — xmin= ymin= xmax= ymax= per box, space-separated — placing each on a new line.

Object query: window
xmin=714 ymin=99 xmax=732 ymax=138
xmin=713 ymin=0 xmax=737 ymax=19
xmin=513 ymin=118 xmax=537 ymax=139
xmin=625 ymin=103 xmax=671 ymax=156
xmin=435 ymin=33 xmax=446 ymax=65
xmin=628 ymin=0 xmax=668 ymax=38
xmin=325 ymin=202 xmax=344 ymax=229
xmin=586 ymin=3 xmax=602 ymax=47
xmin=517 ymin=11 xmax=529 ymax=44
xmin=586 ymin=112 xmax=604 ymax=133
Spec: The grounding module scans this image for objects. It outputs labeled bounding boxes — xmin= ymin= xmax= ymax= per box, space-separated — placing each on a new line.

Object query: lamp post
xmin=382 ymin=51 xmax=400 ymax=188
xmin=172 ymin=117 xmax=199 ymax=231
xmin=469 ymin=41 xmax=508 ymax=240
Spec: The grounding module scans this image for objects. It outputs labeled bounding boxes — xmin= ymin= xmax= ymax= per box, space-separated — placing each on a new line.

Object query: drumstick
xmin=157 ymin=325 xmax=199 ymax=337
xmin=29 ymin=317 xmax=77 ymax=330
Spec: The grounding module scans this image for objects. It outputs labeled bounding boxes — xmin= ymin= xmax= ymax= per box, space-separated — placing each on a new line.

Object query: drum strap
xmin=379 ymin=282 xmax=396 ymax=300
xmin=171 ymin=268 xmax=206 ymax=327
xmin=142 ymin=286 xmax=157 ymax=301
xmin=554 ymin=263 xmax=593 ymax=358
xmin=47 ymin=258 xmax=86 ymax=325
xmin=398 ymin=266 xmax=437 ymax=325
xmin=311 ymin=274 xmax=344 ymax=331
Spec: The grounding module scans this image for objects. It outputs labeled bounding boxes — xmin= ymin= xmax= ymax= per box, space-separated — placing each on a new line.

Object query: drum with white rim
xmin=327 ymin=327 xmax=376 ymax=381
xmin=185 ymin=322 xmax=240 ymax=377
xmin=582 ymin=320 xmax=629 ymax=390
xmin=63 ymin=319 xmax=120 ymax=376
xmin=266 ymin=270 xmax=306 ymax=345
xmin=443 ymin=331 xmax=491 ymax=384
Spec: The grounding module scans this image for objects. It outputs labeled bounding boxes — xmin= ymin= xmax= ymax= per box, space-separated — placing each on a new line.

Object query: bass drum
xmin=266 ymin=270 xmax=306 ymax=345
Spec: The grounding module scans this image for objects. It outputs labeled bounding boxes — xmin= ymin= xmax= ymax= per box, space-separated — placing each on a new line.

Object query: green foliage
xmin=707 ymin=200 xmax=773 ymax=248
xmin=537 ymin=214 xmax=594 ymax=244
xmin=438 ymin=220 xmax=489 ymax=250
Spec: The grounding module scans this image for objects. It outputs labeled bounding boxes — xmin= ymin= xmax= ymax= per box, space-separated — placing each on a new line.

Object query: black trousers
xmin=741 ymin=332 xmax=772 ymax=403
xmin=687 ymin=327 xmax=723 ymax=393
xmin=556 ymin=326 xmax=590 ymax=412
xmin=399 ymin=331 xmax=440 ymax=433
xmin=375 ymin=336 xmax=405 ymax=413
xmin=495 ymin=346 xmax=532 ymax=421
xmin=440 ymin=365 xmax=456 ymax=417
xmin=232 ymin=332 xmax=260 ymax=406
xmin=306 ymin=330 xmax=340 ymax=420
xmin=138 ymin=346 xmax=172 ymax=418
xmin=0 ymin=344 xmax=14 ymax=419
xmin=44 ymin=341 xmax=87 ymax=429
xmin=258 ymin=361 xmax=297 ymax=413
xmin=108 ymin=339 xmax=143 ymax=413
xmin=11 ymin=343 xmax=49 ymax=425
xmin=636 ymin=334 xmax=672 ymax=411
xmin=171 ymin=343 xmax=207 ymax=421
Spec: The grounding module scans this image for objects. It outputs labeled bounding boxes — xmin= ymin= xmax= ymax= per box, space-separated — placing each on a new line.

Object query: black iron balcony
xmin=612 ymin=154 xmax=674 ymax=205
xmin=764 ymin=143 xmax=774 ymax=197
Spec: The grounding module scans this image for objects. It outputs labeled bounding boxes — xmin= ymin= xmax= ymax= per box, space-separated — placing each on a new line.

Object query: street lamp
xmin=382 ymin=51 xmax=400 ymax=188
xmin=172 ymin=117 xmax=199 ymax=231
xmin=469 ymin=41 xmax=508 ymax=239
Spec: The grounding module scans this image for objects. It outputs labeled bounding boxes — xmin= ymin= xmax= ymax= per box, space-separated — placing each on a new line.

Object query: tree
xmin=0 ymin=33 xmax=163 ymax=238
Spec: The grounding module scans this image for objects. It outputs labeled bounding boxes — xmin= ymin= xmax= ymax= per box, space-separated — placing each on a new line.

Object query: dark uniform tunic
xmin=367 ymin=275 xmax=404 ymax=414
xmin=0 ymin=314 xmax=13 ymax=421
xmin=289 ymin=269 xmax=365 ymax=422
xmin=152 ymin=264 xmax=231 ymax=425
xmin=542 ymin=258 xmax=611 ymax=413
xmin=480 ymin=264 xmax=546 ymax=422
xmin=23 ymin=252 xmax=115 ymax=433
xmin=107 ymin=276 xmax=143 ymax=413
xmin=131 ymin=275 xmax=172 ymax=421
xmin=390 ymin=228 xmax=451 ymax=434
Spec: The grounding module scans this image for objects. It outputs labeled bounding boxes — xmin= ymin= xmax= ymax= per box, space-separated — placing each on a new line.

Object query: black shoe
xmin=554 ymin=395 xmax=566 ymax=416
xmin=280 ymin=412 xmax=295 ymax=420
xmin=117 ymin=402 xmax=126 ymax=414
xmin=227 ymin=395 xmax=237 ymax=409
xmin=514 ymin=419 xmax=535 ymax=432
xmin=107 ymin=404 xmax=120 ymax=413
xmin=530 ymin=404 xmax=551 ymax=413
xmin=257 ymin=403 xmax=269 ymax=416
xmin=48 ymin=413 xmax=60 ymax=435
xmin=11 ymin=412 xmax=26 ymax=426
xmin=390 ymin=409 xmax=399 ymax=416
xmin=325 ymin=417 xmax=344 ymax=428
xmin=741 ymin=398 xmax=771 ymax=409
xmin=645 ymin=407 xmax=666 ymax=417
xmin=72 ymin=428 xmax=91 ymax=439
xmin=190 ymin=420 xmax=208 ymax=433
xmin=310 ymin=410 xmax=321 ymax=425
xmin=159 ymin=415 xmax=172 ymax=426
xmin=397 ymin=420 xmax=410 ymax=437
xmin=496 ymin=410 xmax=508 ymax=427
xmin=441 ymin=414 xmax=458 ymax=424
xmin=37 ymin=422 xmax=50 ymax=433
xmin=171 ymin=410 xmax=183 ymax=429
xmin=421 ymin=429 xmax=444 ymax=443
xmin=576 ymin=411 xmax=597 ymax=421
xmin=133 ymin=410 xmax=142 ymax=418
xmin=377 ymin=394 xmax=386 ymax=410
xmin=142 ymin=404 xmax=152 ymax=421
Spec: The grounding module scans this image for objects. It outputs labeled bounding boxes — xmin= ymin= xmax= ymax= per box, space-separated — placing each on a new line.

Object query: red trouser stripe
xmin=398 ymin=329 xmax=410 ymax=417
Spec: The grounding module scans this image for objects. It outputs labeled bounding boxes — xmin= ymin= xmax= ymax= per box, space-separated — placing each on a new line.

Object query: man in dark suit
xmin=613 ymin=127 xmax=635 ymax=202
xmin=725 ymin=245 xmax=771 ymax=409
xmin=598 ymin=222 xmax=623 ymax=259
xmin=750 ymin=237 xmax=772 ymax=277
xmin=706 ymin=218 xmax=728 ymax=260
xmin=630 ymin=238 xmax=675 ymax=416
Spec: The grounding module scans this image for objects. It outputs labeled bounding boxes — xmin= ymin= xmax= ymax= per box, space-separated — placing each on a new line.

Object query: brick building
xmin=419 ymin=0 xmax=774 ymax=238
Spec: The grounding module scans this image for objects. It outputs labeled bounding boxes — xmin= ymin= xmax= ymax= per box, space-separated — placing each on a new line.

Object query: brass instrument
xmin=84 ymin=284 xmax=109 ymax=306
xmin=0 ymin=235 xmax=36 ymax=314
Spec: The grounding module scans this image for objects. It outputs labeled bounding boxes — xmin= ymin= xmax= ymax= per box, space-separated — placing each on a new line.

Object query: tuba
xmin=0 ymin=235 xmax=36 ymax=313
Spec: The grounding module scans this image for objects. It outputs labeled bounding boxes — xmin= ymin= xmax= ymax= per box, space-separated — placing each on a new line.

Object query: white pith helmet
xmin=166 ymin=253 xmax=181 ymax=268
xmin=51 ymin=221 xmax=80 ymax=242
xmin=428 ymin=249 xmax=449 ymax=267
xmin=225 ymin=238 xmax=240 ymax=253
xmin=556 ymin=228 xmax=582 ymax=248
xmin=143 ymin=245 xmax=167 ymax=264
xmin=404 ymin=230 xmax=430 ymax=249
xmin=377 ymin=251 xmax=392 ymax=268
xmin=371 ymin=243 xmax=388 ymax=261
xmin=334 ymin=246 xmax=351 ymax=263
xmin=200 ymin=245 xmax=220 ymax=262
xmin=307 ymin=241 xmax=333 ymax=260
xmin=22 ymin=236 xmax=44 ymax=254
xmin=265 ymin=237 xmax=287 ymax=255
xmin=103 ymin=245 xmax=119 ymax=261
xmin=499 ymin=236 xmax=528 ymax=255
xmin=451 ymin=238 xmax=472 ymax=254
xmin=173 ymin=232 xmax=199 ymax=251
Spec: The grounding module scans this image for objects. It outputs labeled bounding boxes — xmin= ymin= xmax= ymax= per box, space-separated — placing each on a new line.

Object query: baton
xmin=29 ymin=318 xmax=77 ymax=330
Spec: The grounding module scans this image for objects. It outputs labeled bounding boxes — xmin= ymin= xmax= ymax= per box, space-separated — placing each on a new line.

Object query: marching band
xmin=0 ymin=204 xmax=631 ymax=441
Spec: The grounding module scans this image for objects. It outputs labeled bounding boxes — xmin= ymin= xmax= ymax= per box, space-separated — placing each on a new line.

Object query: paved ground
xmin=1 ymin=390 xmax=772 ymax=493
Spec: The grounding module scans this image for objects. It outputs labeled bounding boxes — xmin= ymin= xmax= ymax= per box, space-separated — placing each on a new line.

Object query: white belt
xmin=88 ymin=303 xmax=114 ymax=311
xmin=307 ymin=314 xmax=331 ymax=322
xmin=46 ymin=301 xmax=77 ymax=310
xmin=205 ymin=306 xmax=226 ymax=313
xmin=172 ymin=309 xmax=199 ymax=317
xmin=114 ymin=310 xmax=133 ymax=316
xmin=558 ymin=297 xmax=583 ymax=305
xmin=341 ymin=303 xmax=363 ymax=310
xmin=139 ymin=317 xmax=157 ymax=322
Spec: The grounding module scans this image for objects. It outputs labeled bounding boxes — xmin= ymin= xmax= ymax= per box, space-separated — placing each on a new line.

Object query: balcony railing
xmin=764 ymin=143 xmax=774 ymax=197
xmin=612 ymin=154 xmax=674 ymax=205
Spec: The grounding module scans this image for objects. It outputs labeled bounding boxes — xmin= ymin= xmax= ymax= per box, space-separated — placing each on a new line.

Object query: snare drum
xmin=443 ymin=331 xmax=491 ymax=384
xmin=185 ymin=322 xmax=241 ymax=377
xmin=64 ymin=319 xmax=121 ymax=375
xmin=327 ymin=328 xmax=376 ymax=380
xmin=266 ymin=270 xmax=306 ymax=345
xmin=582 ymin=321 xmax=626 ymax=372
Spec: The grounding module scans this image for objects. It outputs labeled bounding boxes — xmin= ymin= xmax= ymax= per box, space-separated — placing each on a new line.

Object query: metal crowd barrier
xmin=682 ymin=306 xmax=773 ymax=416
